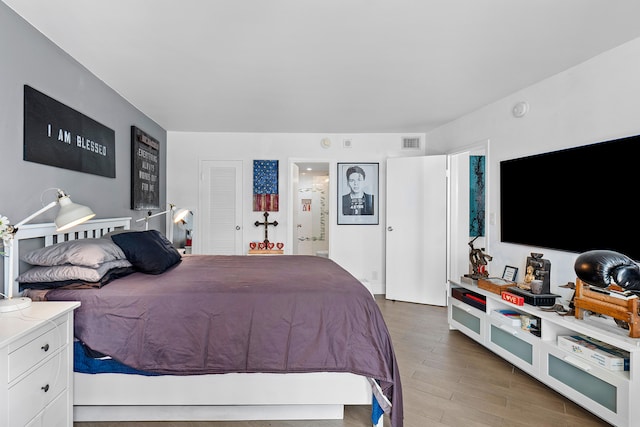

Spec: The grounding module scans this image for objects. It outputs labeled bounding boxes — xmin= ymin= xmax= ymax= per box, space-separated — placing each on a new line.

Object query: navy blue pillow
xmin=111 ymin=230 xmax=181 ymax=274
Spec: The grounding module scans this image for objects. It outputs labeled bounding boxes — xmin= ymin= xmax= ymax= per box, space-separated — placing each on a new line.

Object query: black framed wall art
xmin=131 ymin=126 xmax=160 ymax=210
xmin=337 ymin=162 xmax=379 ymax=225
xmin=23 ymin=85 xmax=116 ymax=177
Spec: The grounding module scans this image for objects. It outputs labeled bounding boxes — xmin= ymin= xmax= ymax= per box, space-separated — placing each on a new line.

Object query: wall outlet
xmin=343 ymin=138 xmax=352 ymax=148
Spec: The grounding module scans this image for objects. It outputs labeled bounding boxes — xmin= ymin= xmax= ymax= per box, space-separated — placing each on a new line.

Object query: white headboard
xmin=4 ymin=217 xmax=131 ymax=298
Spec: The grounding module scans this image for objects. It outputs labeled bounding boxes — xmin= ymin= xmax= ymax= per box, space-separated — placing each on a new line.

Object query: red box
xmin=501 ymin=291 xmax=524 ymax=306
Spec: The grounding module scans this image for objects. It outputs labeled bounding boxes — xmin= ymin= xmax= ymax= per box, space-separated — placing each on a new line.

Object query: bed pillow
xmin=22 ymin=238 xmax=127 ymax=268
xmin=111 ymin=230 xmax=181 ymax=274
xmin=19 ymin=265 xmax=136 ymax=291
xmin=17 ymin=259 xmax=133 ymax=284
xmin=101 ymin=229 xmax=134 ymax=241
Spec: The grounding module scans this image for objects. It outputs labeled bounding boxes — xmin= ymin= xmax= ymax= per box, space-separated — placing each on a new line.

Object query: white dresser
xmin=0 ymin=302 xmax=80 ymax=427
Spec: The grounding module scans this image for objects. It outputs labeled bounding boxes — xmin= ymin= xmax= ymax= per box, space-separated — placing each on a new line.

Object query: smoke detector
xmin=512 ymin=101 xmax=529 ymax=118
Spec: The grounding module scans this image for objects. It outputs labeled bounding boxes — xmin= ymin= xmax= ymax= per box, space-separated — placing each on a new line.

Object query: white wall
xmin=167 ymin=132 xmax=424 ymax=293
xmin=426 ymin=37 xmax=640 ymax=302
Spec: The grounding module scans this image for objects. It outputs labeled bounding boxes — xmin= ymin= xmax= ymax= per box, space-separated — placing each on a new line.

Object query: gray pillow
xmin=17 ymin=259 xmax=133 ymax=283
xmin=22 ymin=239 xmax=127 ymax=268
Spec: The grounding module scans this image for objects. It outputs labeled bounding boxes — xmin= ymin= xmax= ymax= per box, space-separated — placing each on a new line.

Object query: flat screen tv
xmin=500 ymin=134 xmax=640 ymax=261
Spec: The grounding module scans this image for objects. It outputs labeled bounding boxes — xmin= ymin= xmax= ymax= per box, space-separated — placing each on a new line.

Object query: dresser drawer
xmin=8 ymin=319 xmax=67 ymax=382
xmin=24 ymin=389 xmax=68 ymax=427
xmin=9 ymin=346 xmax=69 ymax=427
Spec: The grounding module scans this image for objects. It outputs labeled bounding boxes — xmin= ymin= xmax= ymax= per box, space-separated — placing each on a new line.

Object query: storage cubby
xmin=448 ymin=279 xmax=640 ymax=427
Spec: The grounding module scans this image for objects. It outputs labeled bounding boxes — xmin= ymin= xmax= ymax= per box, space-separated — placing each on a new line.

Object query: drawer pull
xmin=41 ymin=343 xmax=50 ymax=352
xmin=41 ymin=384 xmax=50 ymax=393
xmin=499 ymin=324 xmax=518 ymax=335
xmin=454 ymin=302 xmax=471 ymax=313
xmin=563 ymin=356 xmax=592 ymax=372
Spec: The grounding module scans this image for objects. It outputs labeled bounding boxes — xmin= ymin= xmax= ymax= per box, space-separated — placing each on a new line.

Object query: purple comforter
xmin=46 ymin=255 xmax=402 ymax=426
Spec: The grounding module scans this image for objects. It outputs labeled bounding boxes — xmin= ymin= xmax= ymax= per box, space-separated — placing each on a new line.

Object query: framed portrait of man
xmin=337 ymin=162 xmax=379 ymax=225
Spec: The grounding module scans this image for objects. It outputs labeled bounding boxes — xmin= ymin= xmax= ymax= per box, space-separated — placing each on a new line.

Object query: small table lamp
xmin=173 ymin=208 xmax=190 ymax=224
xmin=1 ymin=189 xmax=95 ymax=313
xmin=136 ymin=204 xmax=191 ymax=243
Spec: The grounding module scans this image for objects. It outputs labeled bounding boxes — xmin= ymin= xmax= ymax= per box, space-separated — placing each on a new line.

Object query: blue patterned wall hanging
xmin=253 ymin=160 xmax=279 ymax=211
xmin=469 ymin=155 xmax=485 ymax=237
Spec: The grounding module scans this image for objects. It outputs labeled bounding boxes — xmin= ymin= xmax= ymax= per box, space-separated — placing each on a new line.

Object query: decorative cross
xmin=254 ymin=211 xmax=278 ymax=245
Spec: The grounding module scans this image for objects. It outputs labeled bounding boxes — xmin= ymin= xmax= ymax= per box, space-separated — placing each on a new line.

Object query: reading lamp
xmin=173 ymin=208 xmax=193 ymax=250
xmin=0 ymin=189 xmax=96 ymax=313
xmin=173 ymin=208 xmax=190 ymax=224
xmin=136 ymin=204 xmax=187 ymax=242
xmin=137 ymin=203 xmax=177 ymax=230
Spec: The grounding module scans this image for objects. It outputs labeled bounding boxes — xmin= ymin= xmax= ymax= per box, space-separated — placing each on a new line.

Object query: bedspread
xmin=45 ymin=255 xmax=403 ymax=426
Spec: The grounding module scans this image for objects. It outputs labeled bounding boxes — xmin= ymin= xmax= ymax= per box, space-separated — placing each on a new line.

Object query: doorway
xmin=291 ymin=162 xmax=330 ymax=256
xmin=448 ymin=140 xmax=489 ymax=281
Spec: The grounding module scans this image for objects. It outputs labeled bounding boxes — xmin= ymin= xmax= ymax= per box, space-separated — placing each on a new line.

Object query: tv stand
xmin=448 ymin=278 xmax=639 ymax=427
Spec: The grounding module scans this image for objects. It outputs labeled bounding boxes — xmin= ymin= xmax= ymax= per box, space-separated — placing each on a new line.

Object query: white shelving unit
xmin=448 ymin=278 xmax=640 ymax=427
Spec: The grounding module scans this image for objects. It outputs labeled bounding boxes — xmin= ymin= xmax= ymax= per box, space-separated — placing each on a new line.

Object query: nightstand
xmin=0 ymin=301 xmax=80 ymax=427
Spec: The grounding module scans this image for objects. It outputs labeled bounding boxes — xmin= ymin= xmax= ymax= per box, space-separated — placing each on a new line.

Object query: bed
xmin=9 ymin=217 xmax=402 ymax=427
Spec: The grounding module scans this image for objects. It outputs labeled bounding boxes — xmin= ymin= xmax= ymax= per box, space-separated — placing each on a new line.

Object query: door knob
xmin=236 ymin=226 xmax=240 ymax=230
xmin=387 ymin=226 xmax=393 ymax=231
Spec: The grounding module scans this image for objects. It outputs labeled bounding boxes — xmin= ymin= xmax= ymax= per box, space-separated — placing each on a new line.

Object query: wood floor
xmin=74 ymin=296 xmax=612 ymax=427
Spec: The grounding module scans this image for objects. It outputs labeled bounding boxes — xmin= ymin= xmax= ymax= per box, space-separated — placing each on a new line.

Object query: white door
xmin=199 ymin=160 xmax=243 ymax=254
xmin=386 ymin=156 xmax=447 ymax=305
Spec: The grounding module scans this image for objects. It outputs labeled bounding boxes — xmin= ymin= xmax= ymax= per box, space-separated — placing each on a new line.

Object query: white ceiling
xmin=5 ymin=0 xmax=640 ymax=134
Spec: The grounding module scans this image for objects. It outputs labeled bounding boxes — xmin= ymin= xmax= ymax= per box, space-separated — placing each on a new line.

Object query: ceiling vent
xmin=401 ymin=136 xmax=421 ymax=150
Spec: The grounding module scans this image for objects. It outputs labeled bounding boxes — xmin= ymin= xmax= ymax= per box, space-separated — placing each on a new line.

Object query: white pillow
xmin=22 ymin=239 xmax=127 ymax=268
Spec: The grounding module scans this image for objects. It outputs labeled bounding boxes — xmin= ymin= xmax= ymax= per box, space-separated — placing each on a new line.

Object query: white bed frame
xmin=8 ymin=218 xmax=381 ymax=426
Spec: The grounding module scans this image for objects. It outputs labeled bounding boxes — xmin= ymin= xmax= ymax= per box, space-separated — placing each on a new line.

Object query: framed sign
xmin=337 ymin=162 xmax=379 ymax=225
xmin=23 ymin=85 xmax=116 ymax=177
xmin=502 ymin=265 xmax=518 ymax=282
xmin=131 ymin=126 xmax=160 ymax=210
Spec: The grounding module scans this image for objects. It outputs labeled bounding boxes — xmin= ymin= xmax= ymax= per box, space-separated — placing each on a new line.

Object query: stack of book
xmin=491 ymin=309 xmax=521 ymax=327
xmin=557 ymin=335 xmax=630 ymax=371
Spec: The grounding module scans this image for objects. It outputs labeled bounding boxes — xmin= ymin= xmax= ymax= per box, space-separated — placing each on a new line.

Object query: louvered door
xmin=199 ymin=160 xmax=243 ymax=254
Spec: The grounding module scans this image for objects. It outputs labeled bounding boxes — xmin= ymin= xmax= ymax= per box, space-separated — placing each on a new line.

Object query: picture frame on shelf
xmin=502 ymin=265 xmax=518 ymax=282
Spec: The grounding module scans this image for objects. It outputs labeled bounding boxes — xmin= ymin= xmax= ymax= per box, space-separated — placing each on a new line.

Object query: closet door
xmin=386 ymin=156 xmax=447 ymax=305
xmin=199 ymin=160 xmax=243 ymax=254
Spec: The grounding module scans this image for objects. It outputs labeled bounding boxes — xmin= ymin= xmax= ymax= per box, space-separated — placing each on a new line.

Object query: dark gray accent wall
xmin=0 ymin=3 xmax=166 ymax=231
xmin=0 ymin=3 xmax=167 ymax=283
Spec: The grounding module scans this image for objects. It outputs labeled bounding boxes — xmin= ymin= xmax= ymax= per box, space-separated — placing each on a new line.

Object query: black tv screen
xmin=500 ymin=134 xmax=640 ymax=261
